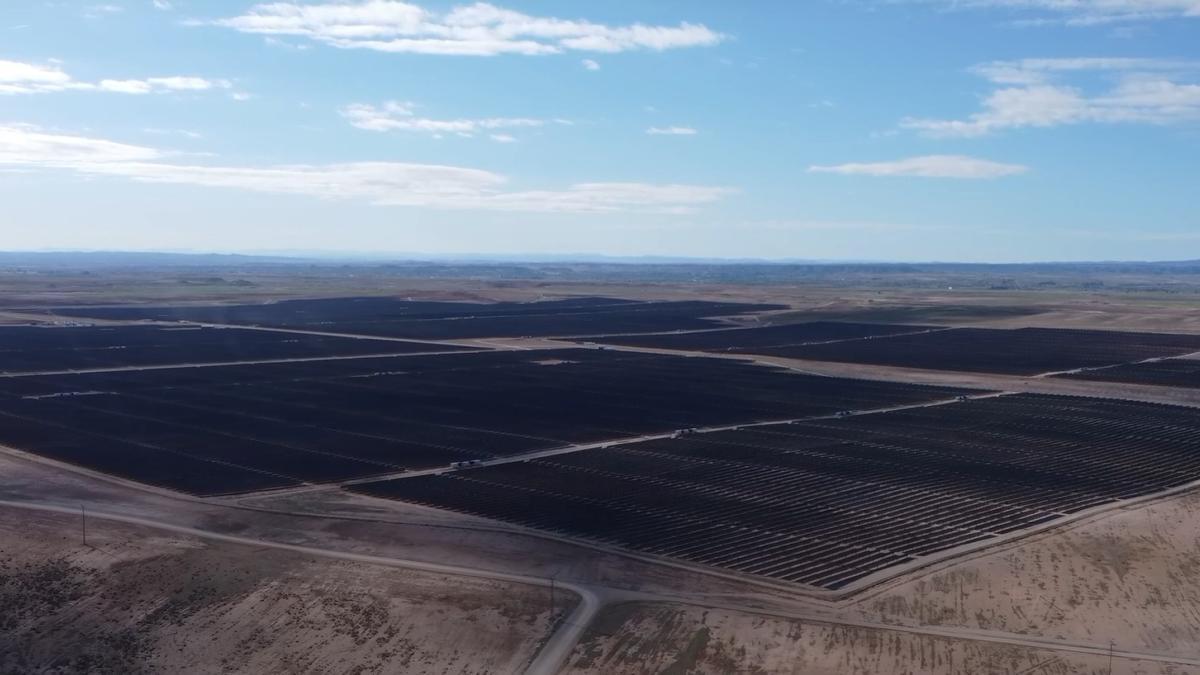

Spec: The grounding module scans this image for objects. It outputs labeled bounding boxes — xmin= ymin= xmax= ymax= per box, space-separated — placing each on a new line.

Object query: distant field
xmin=627 ymin=326 xmax=1200 ymax=376
xmin=0 ymin=325 xmax=468 ymax=374
xmin=36 ymin=296 xmax=786 ymax=339
xmin=0 ymin=348 xmax=968 ymax=495
xmin=1059 ymin=358 xmax=1200 ymax=388
xmin=354 ymin=393 xmax=1200 ymax=590
xmin=580 ymin=321 xmax=933 ymax=351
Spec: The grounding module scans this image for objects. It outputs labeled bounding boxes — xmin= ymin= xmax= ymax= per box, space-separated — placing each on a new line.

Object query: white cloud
xmin=341 ymin=101 xmax=547 ymax=138
xmin=264 ymin=36 xmax=312 ymax=50
xmin=83 ymin=4 xmax=124 ymax=19
xmin=151 ymin=76 xmax=230 ymax=91
xmin=210 ymin=1 xmax=725 ymax=56
xmin=489 ymin=133 xmax=516 ymax=143
xmin=99 ymin=77 xmax=231 ymax=94
xmin=99 ymin=76 xmax=230 ymax=94
xmin=0 ymin=124 xmax=732 ymax=213
xmin=97 ymin=79 xmax=153 ymax=94
xmin=646 ymin=126 xmax=698 ymax=135
xmin=0 ymin=124 xmax=162 ymax=165
xmin=969 ymin=57 xmax=1191 ymax=84
xmin=908 ymin=1 xmax=1200 ymax=25
xmin=0 ymin=59 xmax=80 ymax=94
xmin=152 ymin=0 xmax=172 ymax=9
xmin=808 ymin=155 xmax=1029 ymax=179
xmin=903 ymin=57 xmax=1200 ymax=136
xmin=0 ymin=59 xmax=234 ymax=97
xmin=582 ymin=58 xmax=600 ymax=70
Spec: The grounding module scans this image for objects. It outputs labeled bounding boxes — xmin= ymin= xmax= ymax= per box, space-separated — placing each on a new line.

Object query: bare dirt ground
xmin=851 ymin=488 xmax=1200 ymax=659
xmin=560 ymin=602 xmax=1184 ymax=675
xmin=0 ymin=505 xmax=560 ymax=675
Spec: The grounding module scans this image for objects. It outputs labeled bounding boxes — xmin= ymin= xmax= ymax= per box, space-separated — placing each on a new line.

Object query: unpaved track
xmin=3 ymin=499 xmax=1198 ymax=671
xmin=263 ymin=391 xmax=1007 ymax=498
xmin=0 ymin=347 xmax=494 ymax=378
xmin=0 ymin=499 xmax=599 ymax=675
xmin=547 ymin=340 xmax=1200 ymax=408
xmin=524 ymin=586 xmax=602 ymax=675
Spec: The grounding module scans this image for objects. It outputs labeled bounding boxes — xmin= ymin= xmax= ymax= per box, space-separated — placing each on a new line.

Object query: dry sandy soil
xmin=853 ymin=490 xmax=1200 ymax=659
xmin=560 ymin=602 xmax=1182 ymax=675
xmin=0 ymin=506 xmax=560 ymax=675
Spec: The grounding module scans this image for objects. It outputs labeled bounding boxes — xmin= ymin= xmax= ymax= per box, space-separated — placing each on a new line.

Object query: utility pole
xmin=549 ymin=575 xmax=556 ymax=617
xmin=1108 ymin=639 xmax=1115 ymax=675
xmin=80 ymin=504 xmax=87 ymax=547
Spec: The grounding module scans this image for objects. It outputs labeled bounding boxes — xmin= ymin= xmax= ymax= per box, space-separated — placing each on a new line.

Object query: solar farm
xmin=578 ymin=321 xmax=936 ymax=351
xmin=40 ymin=296 xmax=784 ymax=339
xmin=0 ymin=348 xmax=970 ymax=495
xmin=587 ymin=324 xmax=1200 ymax=376
xmin=355 ymin=393 xmax=1200 ymax=589
xmin=1059 ymin=357 xmax=1200 ymax=388
xmin=5 ymin=294 xmax=1200 ymax=595
xmin=0 ymin=324 xmax=470 ymax=373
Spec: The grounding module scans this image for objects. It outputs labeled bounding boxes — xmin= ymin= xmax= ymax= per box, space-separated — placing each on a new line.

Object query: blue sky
xmin=1 ymin=1 xmax=1198 ymax=261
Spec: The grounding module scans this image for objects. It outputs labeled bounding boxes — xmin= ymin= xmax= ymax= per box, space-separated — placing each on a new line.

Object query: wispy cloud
xmin=809 ymin=155 xmax=1029 ymax=178
xmin=0 ymin=59 xmax=233 ymax=96
xmin=83 ymin=4 xmax=124 ymax=19
xmin=582 ymin=58 xmax=600 ymax=71
xmin=341 ymin=101 xmax=548 ymax=139
xmin=264 ymin=36 xmax=311 ymax=50
xmin=0 ymin=60 xmax=76 ymax=95
xmin=142 ymin=127 xmax=203 ymax=139
xmin=0 ymin=124 xmax=162 ymax=164
xmin=646 ymin=126 xmax=698 ymax=135
xmin=98 ymin=76 xmax=232 ymax=95
xmin=903 ymin=0 xmax=1200 ymax=25
xmin=902 ymin=57 xmax=1200 ymax=136
xmin=0 ymin=124 xmax=733 ymax=214
xmin=208 ymin=1 xmax=725 ymax=56
xmin=151 ymin=0 xmax=172 ymax=9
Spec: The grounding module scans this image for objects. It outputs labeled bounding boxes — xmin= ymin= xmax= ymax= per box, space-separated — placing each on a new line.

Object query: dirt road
xmin=4 ymin=498 xmax=1198 ymax=673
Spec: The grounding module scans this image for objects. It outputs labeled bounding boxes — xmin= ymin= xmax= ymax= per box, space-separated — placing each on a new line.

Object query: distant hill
xmin=2 ymin=251 xmax=1200 ymax=291
xmin=0 ymin=251 xmax=308 ymax=268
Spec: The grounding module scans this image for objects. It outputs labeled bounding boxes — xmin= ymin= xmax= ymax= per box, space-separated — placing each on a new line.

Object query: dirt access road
xmin=4 ymin=494 xmax=1199 ymax=673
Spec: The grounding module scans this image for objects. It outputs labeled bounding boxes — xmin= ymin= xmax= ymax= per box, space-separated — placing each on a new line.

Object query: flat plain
xmin=5 ymin=264 xmax=1200 ymax=674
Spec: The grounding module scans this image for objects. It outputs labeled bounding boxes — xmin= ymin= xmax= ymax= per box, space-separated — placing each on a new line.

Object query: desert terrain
xmin=4 ymin=264 xmax=1200 ymax=674
xmin=0 ymin=505 xmax=563 ymax=675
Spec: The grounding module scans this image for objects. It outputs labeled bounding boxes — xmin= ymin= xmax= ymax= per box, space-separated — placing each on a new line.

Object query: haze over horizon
xmin=2 ymin=0 xmax=1198 ymax=262
xmin=6 ymin=248 xmax=1200 ymax=266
